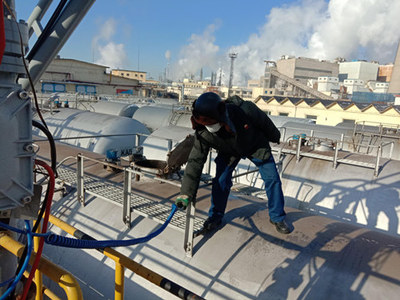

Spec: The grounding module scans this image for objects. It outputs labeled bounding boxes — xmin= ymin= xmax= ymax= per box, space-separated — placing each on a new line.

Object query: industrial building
xmin=388 ymin=42 xmax=400 ymax=94
xmin=339 ymin=61 xmax=379 ymax=83
xmin=255 ymin=95 xmax=400 ymax=126
xmin=111 ymin=69 xmax=147 ymax=82
xmin=378 ymin=64 xmax=393 ymax=82
xmin=276 ymin=56 xmax=339 ymax=84
xmin=37 ymin=57 xmax=141 ymax=95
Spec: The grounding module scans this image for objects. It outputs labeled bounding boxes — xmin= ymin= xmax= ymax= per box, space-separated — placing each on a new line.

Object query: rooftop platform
xmin=32 ymin=139 xmax=400 ymax=299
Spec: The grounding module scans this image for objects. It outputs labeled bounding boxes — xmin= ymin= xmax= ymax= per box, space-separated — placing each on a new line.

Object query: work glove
xmin=175 ymin=195 xmax=189 ymax=210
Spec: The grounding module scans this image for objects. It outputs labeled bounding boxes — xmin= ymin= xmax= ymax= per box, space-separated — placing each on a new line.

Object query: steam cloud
xmin=171 ymin=24 xmax=220 ymax=80
xmin=92 ymin=18 xmax=129 ymax=71
xmin=174 ymin=0 xmax=400 ymax=85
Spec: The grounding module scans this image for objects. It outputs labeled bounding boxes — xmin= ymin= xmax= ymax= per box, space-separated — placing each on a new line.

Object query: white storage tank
xmin=34 ymin=109 xmax=150 ymax=158
xmin=77 ymin=101 xmax=139 ymax=118
xmin=141 ymin=125 xmax=194 ymax=161
xmin=132 ymin=106 xmax=175 ymax=132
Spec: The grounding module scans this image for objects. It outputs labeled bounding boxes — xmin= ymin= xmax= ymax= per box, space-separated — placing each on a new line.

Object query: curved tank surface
xmin=220 ymin=150 xmax=400 ymax=237
xmin=132 ymin=106 xmax=175 ymax=132
xmin=34 ymin=109 xmax=150 ymax=157
xmin=141 ymin=125 xmax=194 ymax=160
xmin=77 ymin=100 xmax=139 ymax=117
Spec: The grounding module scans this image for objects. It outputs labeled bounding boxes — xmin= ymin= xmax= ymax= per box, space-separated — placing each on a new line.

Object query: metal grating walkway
xmin=57 ymin=166 xmax=205 ymax=233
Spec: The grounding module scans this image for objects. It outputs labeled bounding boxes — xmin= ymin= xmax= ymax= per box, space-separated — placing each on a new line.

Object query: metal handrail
xmin=0 ymin=234 xmax=83 ymax=300
xmin=47 ymin=214 xmax=204 ymax=300
xmin=272 ymin=134 xmax=387 ymax=176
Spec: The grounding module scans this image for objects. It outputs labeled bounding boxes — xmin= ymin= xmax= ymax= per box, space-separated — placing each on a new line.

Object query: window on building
xmin=76 ymin=85 xmax=96 ymax=95
xmin=140 ymin=75 xmax=143 ymax=78
xmin=342 ymin=119 xmax=355 ymax=124
xmin=41 ymin=83 xmax=66 ymax=93
xmin=279 ymin=112 xmax=289 ymax=116
xmin=306 ymin=115 xmax=318 ymax=120
xmin=121 ymin=73 xmax=124 ymax=76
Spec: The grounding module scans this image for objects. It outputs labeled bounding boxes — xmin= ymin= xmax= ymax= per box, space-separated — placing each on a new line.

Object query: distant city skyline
xmin=17 ymin=0 xmax=400 ymax=85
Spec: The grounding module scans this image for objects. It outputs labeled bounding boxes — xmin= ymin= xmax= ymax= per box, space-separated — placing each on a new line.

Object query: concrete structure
xmin=247 ymin=79 xmax=262 ymax=88
xmin=263 ymin=61 xmax=334 ymax=100
xmin=276 ymin=56 xmax=339 ymax=84
xmin=220 ymin=86 xmax=253 ymax=100
xmin=388 ymin=42 xmax=400 ymax=94
xmin=367 ymin=82 xmax=390 ymax=94
xmin=317 ymin=76 xmax=340 ymax=95
xmin=255 ymin=96 xmax=400 ymax=126
xmin=38 ymin=58 xmax=141 ymax=96
xmin=339 ymin=61 xmax=379 ymax=83
xmin=111 ymin=69 xmax=147 ymax=82
xmin=343 ymin=79 xmax=369 ymax=94
xmin=378 ymin=64 xmax=393 ymax=82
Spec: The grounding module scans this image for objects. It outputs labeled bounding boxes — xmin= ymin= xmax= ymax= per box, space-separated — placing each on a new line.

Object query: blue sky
xmin=16 ymin=0 xmax=400 ymax=84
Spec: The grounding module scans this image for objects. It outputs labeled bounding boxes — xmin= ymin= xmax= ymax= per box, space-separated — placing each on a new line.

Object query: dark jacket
xmin=180 ymin=101 xmax=280 ymax=201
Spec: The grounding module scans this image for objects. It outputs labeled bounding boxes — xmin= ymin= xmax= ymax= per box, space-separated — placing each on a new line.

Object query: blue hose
xmin=46 ymin=204 xmax=177 ymax=249
xmin=0 ymin=277 xmax=15 ymax=288
xmin=0 ymin=221 xmax=33 ymax=300
xmin=0 ymin=221 xmax=51 ymax=238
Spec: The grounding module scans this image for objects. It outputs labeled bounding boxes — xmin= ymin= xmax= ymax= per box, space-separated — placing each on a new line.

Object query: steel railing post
xmin=77 ymin=154 xmax=85 ymax=206
xmin=123 ymin=169 xmax=132 ymax=228
xmin=296 ymin=136 xmax=302 ymax=162
xmin=333 ymin=140 xmax=339 ymax=169
xmin=184 ymin=201 xmax=196 ymax=257
xmin=167 ymin=139 xmax=173 ymax=152
xmin=115 ymin=263 xmax=125 ymax=300
xmin=374 ymin=145 xmax=382 ymax=177
xmin=135 ymin=134 xmax=141 ymax=150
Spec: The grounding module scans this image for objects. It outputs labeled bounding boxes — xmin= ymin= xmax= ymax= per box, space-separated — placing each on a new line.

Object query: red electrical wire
xmin=21 ymin=159 xmax=55 ymax=300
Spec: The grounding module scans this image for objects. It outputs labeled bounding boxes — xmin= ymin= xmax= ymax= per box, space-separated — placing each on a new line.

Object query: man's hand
xmin=175 ymin=195 xmax=189 ymax=210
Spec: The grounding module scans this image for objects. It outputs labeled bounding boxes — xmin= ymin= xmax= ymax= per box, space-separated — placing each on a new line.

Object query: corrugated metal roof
xmin=337 ymin=101 xmax=354 ymax=109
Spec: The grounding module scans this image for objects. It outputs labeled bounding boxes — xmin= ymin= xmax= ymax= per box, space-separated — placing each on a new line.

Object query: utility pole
xmin=228 ymin=53 xmax=237 ymax=98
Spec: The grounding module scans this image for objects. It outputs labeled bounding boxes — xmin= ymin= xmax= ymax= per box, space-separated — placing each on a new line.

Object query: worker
xmin=175 ymin=92 xmax=291 ymax=234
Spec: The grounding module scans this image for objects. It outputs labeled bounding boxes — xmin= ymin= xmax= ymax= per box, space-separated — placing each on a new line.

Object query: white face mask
xmin=205 ymin=123 xmax=222 ymax=133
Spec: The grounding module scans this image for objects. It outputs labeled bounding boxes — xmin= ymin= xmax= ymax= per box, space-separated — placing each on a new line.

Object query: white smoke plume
xmin=92 ymin=18 xmax=129 ymax=70
xmin=171 ymin=24 xmax=220 ymax=80
xmin=174 ymin=0 xmax=400 ymax=86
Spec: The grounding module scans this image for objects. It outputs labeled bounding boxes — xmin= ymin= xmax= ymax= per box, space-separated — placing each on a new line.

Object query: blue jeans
xmin=209 ymin=154 xmax=286 ymax=222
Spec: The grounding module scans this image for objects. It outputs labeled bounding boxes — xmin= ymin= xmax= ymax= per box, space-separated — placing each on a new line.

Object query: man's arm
xmin=180 ymin=133 xmax=210 ymax=202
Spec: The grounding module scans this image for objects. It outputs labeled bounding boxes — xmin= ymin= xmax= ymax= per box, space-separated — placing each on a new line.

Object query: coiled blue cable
xmin=46 ymin=204 xmax=177 ymax=249
xmin=0 ymin=221 xmax=33 ymax=300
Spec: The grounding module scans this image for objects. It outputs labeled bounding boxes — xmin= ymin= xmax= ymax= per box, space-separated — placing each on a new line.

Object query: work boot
xmin=203 ymin=216 xmax=223 ymax=231
xmin=270 ymin=219 xmax=291 ymax=234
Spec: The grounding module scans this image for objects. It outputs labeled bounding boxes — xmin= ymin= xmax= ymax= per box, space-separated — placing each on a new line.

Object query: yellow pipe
xmin=104 ymin=248 xmax=165 ymax=287
xmin=23 ymin=271 xmax=61 ymax=300
xmin=34 ymin=224 xmax=43 ymax=300
xmin=49 ymin=215 xmax=78 ymax=236
xmin=0 ymin=235 xmax=83 ymax=300
xmin=115 ymin=263 xmax=125 ymax=300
